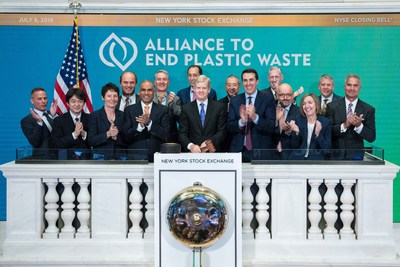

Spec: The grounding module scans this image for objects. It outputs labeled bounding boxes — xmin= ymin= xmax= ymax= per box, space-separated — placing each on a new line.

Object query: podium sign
xmin=154 ymin=153 xmax=242 ymax=267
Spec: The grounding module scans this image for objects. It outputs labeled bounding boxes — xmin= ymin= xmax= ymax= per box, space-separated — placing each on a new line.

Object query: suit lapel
xmin=253 ymin=91 xmax=264 ymax=110
xmin=338 ymin=99 xmax=347 ymax=121
xmin=354 ymin=99 xmax=364 ymax=115
xmin=190 ymin=101 xmax=202 ymax=129
xmin=150 ymin=103 xmax=158 ymax=121
xmin=100 ymin=108 xmax=110 ymax=130
xmin=66 ymin=114 xmax=75 ymax=133
xmin=203 ymin=100 xmax=215 ymax=129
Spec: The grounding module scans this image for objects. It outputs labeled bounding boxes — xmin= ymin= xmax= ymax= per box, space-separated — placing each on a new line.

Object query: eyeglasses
xmin=278 ymin=93 xmax=293 ymax=98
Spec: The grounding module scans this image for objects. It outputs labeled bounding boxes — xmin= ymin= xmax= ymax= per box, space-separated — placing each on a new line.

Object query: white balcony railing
xmin=0 ymin=157 xmax=399 ymax=266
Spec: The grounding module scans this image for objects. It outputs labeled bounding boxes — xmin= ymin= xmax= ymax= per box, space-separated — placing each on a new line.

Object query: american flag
xmin=54 ymin=17 xmax=93 ymax=114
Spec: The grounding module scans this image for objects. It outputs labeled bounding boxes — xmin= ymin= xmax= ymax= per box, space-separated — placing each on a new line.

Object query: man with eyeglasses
xmin=274 ymin=83 xmax=301 ymax=160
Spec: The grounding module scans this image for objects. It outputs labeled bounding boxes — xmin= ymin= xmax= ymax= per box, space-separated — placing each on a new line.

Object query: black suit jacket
xmin=52 ymin=112 xmax=89 ymax=149
xmin=218 ymin=95 xmax=232 ymax=113
xmin=288 ymin=114 xmax=332 ymax=160
xmin=177 ymin=86 xmax=218 ymax=105
xmin=87 ymin=107 xmax=125 ymax=159
xmin=20 ymin=111 xmax=55 ymax=159
xmin=122 ymin=102 xmax=170 ymax=161
xmin=51 ymin=112 xmax=89 ymax=159
xmin=179 ymin=99 xmax=227 ymax=152
xmin=326 ymin=98 xmax=376 ymax=160
xmin=228 ymin=91 xmax=276 ymax=152
xmin=318 ymin=93 xmax=342 ymax=104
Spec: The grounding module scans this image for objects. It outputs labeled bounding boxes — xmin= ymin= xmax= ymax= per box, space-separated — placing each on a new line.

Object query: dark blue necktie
xmin=200 ymin=103 xmax=205 ymax=127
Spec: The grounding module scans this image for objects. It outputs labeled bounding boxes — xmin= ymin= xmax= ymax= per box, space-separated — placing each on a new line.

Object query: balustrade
xmin=0 ymin=159 xmax=398 ymax=266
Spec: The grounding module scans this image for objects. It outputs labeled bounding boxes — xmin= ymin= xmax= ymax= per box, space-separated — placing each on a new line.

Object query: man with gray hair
xmin=327 ymin=74 xmax=375 ymax=160
xmin=153 ymin=70 xmax=182 ymax=143
xmin=318 ymin=74 xmax=342 ymax=115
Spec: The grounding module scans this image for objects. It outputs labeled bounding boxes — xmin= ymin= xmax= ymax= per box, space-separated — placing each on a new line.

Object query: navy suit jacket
xmin=275 ymin=104 xmax=301 ymax=160
xmin=52 ymin=112 xmax=89 ymax=159
xmin=20 ymin=111 xmax=55 ymax=159
xmin=179 ymin=99 xmax=227 ymax=152
xmin=326 ymin=98 xmax=376 ymax=160
xmin=122 ymin=102 xmax=170 ymax=161
xmin=288 ymin=114 xmax=332 ymax=160
xmin=227 ymin=91 xmax=276 ymax=155
xmin=87 ymin=107 xmax=125 ymax=159
xmin=261 ymin=87 xmax=275 ymax=97
xmin=177 ymin=86 xmax=218 ymax=105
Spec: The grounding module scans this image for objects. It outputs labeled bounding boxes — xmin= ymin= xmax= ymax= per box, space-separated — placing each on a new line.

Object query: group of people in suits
xmin=20 ymin=65 xmax=376 ymax=162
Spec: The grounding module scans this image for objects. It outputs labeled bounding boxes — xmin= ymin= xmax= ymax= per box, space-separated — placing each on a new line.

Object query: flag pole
xmin=75 ymin=17 xmax=79 ymax=86
xmin=54 ymin=0 xmax=93 ymax=114
xmin=69 ymin=0 xmax=82 ymax=88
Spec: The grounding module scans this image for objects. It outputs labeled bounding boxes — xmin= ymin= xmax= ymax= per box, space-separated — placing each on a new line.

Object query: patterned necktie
xmin=158 ymin=95 xmax=163 ymax=105
xmin=125 ymin=97 xmax=130 ymax=109
xmin=245 ymin=96 xmax=253 ymax=150
xmin=200 ymin=103 xmax=205 ymax=127
xmin=347 ymin=102 xmax=353 ymax=117
xmin=322 ymin=99 xmax=328 ymax=115
xmin=144 ymin=105 xmax=150 ymax=115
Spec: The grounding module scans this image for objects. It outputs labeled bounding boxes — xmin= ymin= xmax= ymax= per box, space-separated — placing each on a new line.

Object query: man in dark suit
xmin=218 ymin=74 xmax=241 ymax=112
xmin=177 ymin=65 xmax=217 ymax=105
xmin=261 ymin=66 xmax=283 ymax=99
xmin=117 ymin=71 xmax=140 ymax=111
xmin=51 ymin=89 xmax=89 ymax=159
xmin=179 ymin=75 xmax=227 ymax=153
xmin=123 ymin=80 xmax=170 ymax=162
xmin=219 ymin=75 xmax=241 ymax=151
xmin=326 ymin=74 xmax=376 ymax=160
xmin=318 ymin=74 xmax=342 ymax=116
xmin=274 ymin=83 xmax=301 ymax=160
xmin=153 ymin=70 xmax=182 ymax=143
xmin=228 ymin=68 xmax=276 ymax=162
xmin=20 ymin=87 xmax=57 ymax=159
xmin=261 ymin=66 xmax=303 ymax=103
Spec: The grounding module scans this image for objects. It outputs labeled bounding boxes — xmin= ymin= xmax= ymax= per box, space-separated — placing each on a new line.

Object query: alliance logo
xmin=99 ymin=33 xmax=138 ymax=71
